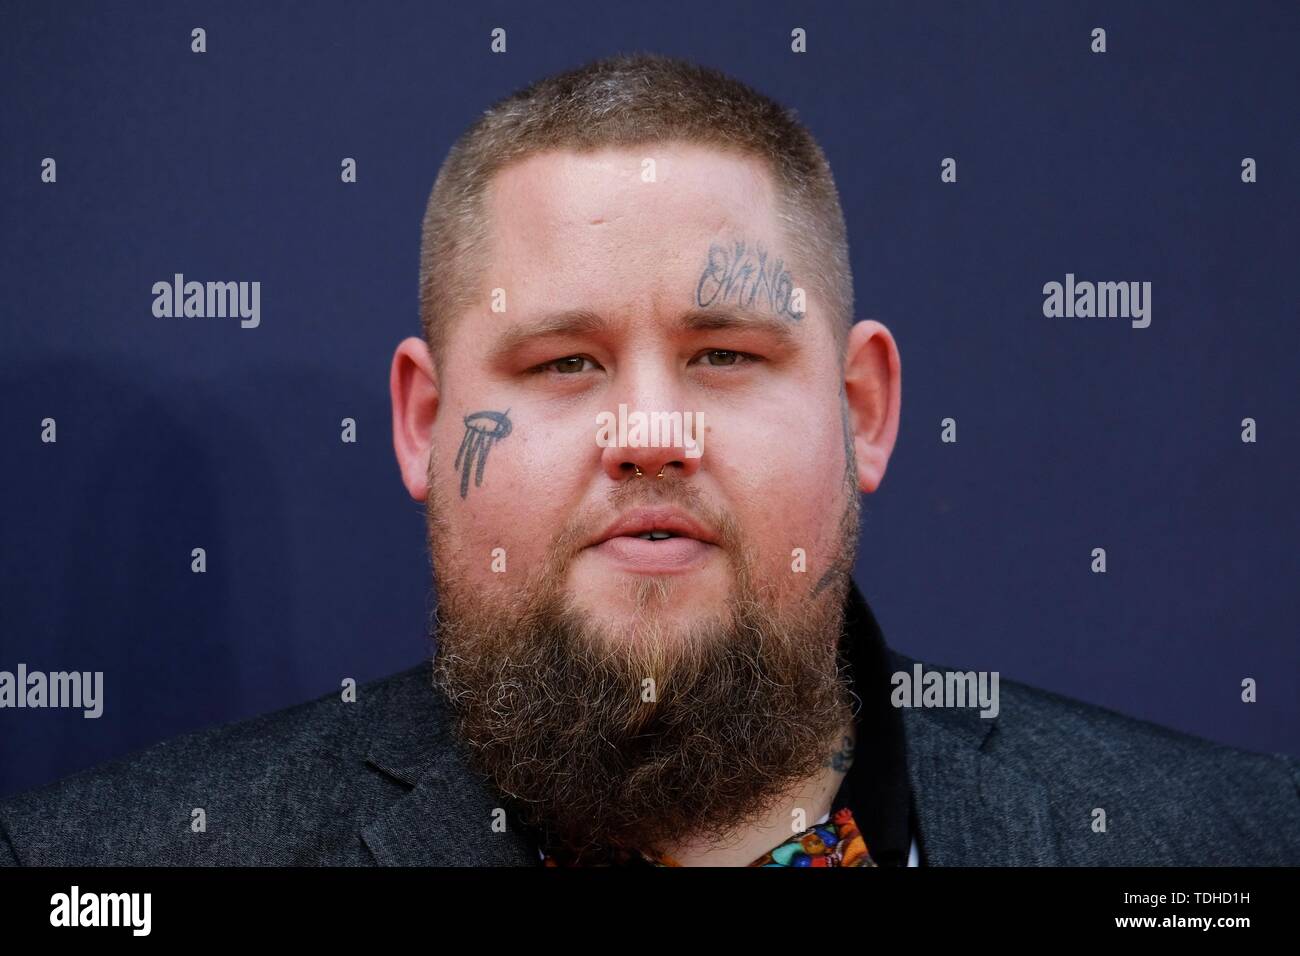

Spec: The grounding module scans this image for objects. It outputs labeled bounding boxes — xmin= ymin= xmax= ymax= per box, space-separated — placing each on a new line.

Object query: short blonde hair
xmin=418 ymin=53 xmax=853 ymax=361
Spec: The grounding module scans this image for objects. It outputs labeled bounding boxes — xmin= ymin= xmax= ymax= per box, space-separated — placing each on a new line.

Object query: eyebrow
xmin=487 ymin=306 xmax=797 ymax=364
xmin=679 ymin=308 xmax=797 ymax=344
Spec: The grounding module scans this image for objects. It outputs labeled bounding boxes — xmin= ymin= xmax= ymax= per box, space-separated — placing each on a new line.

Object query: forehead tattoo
xmin=696 ymin=239 xmax=802 ymax=322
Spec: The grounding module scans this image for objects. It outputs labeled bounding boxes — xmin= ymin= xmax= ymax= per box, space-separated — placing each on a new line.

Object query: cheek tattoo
xmin=696 ymin=239 xmax=801 ymax=321
xmin=455 ymin=410 xmax=513 ymax=499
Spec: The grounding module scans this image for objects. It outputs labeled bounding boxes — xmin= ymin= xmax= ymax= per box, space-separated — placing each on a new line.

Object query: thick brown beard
xmin=425 ymin=450 xmax=861 ymax=859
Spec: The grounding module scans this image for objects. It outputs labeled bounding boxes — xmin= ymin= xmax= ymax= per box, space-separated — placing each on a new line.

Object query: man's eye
xmin=695 ymin=350 xmax=751 ymax=368
xmin=539 ymin=355 xmax=595 ymax=374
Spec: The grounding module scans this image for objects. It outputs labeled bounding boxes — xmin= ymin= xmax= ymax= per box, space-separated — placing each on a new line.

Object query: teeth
xmin=637 ymin=531 xmax=675 ymax=540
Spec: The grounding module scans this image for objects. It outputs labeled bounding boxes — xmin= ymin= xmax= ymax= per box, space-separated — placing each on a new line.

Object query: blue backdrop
xmin=2 ymin=0 xmax=1297 ymax=798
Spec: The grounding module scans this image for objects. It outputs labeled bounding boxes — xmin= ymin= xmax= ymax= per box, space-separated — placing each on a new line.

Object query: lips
xmin=592 ymin=507 xmax=718 ymax=547
xmin=587 ymin=507 xmax=718 ymax=573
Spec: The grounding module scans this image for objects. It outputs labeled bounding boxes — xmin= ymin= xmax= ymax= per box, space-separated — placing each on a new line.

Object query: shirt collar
xmin=832 ymin=580 xmax=914 ymax=866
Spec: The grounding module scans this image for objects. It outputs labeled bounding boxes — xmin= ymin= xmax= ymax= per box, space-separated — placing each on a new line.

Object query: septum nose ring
xmin=633 ymin=466 xmax=666 ymax=479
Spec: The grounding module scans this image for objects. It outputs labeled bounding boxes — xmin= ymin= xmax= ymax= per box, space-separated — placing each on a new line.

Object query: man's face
xmin=393 ymin=142 xmax=899 ymax=853
xmin=430 ymin=144 xmax=854 ymax=634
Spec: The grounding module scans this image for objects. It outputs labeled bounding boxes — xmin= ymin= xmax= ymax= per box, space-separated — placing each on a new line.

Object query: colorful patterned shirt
xmin=540 ymin=805 xmax=875 ymax=867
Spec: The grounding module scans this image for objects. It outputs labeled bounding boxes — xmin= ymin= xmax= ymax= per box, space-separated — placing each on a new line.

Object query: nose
xmin=601 ymin=439 xmax=701 ymax=483
xmin=598 ymin=404 xmax=705 ymax=483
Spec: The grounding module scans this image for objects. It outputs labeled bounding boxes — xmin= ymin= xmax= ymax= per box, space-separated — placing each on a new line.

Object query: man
xmin=2 ymin=54 xmax=1297 ymax=867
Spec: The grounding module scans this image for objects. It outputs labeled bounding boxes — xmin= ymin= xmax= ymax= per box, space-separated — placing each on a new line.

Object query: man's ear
xmin=390 ymin=336 xmax=440 ymax=501
xmin=843 ymin=320 xmax=902 ymax=494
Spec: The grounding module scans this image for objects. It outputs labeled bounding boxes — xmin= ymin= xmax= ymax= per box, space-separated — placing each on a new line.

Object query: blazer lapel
xmin=361 ymin=749 xmax=538 ymax=866
xmin=894 ymin=657 xmax=1061 ymax=865
xmin=359 ymin=677 xmax=538 ymax=866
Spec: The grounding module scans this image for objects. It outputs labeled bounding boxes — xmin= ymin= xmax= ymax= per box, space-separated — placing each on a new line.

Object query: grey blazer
xmin=2 ymin=650 xmax=1298 ymax=866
